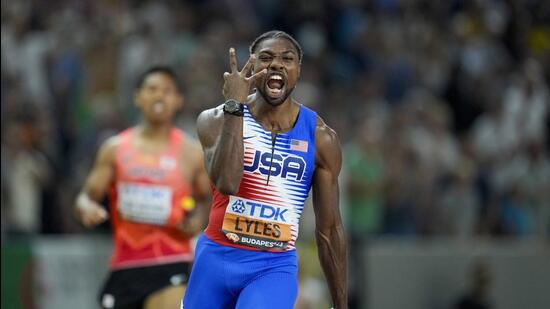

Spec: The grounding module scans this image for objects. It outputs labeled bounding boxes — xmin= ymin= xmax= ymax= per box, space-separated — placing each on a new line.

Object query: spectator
xmin=1 ymin=0 xmax=547 ymax=242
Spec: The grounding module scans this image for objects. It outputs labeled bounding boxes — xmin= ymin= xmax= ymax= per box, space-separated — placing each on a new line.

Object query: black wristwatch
xmin=223 ymin=99 xmax=244 ymax=116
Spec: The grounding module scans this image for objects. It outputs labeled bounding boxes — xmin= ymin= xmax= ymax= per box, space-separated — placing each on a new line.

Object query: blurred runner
xmin=75 ymin=66 xmax=210 ymax=309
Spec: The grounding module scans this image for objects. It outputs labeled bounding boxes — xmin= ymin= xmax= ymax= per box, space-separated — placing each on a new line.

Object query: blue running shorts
xmin=182 ymin=233 xmax=298 ymax=309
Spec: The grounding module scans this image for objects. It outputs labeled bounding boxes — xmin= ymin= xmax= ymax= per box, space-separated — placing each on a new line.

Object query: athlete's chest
xmin=243 ymin=138 xmax=309 ymax=183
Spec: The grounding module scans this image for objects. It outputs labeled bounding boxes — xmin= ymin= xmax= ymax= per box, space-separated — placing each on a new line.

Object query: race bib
xmin=222 ymin=196 xmax=294 ymax=250
xmin=118 ymin=183 xmax=172 ymax=225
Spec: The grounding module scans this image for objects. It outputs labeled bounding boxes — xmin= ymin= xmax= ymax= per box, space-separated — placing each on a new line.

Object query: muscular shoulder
xmin=315 ymin=115 xmax=340 ymax=152
xmin=197 ymin=105 xmax=224 ymax=132
xmin=196 ymin=105 xmax=225 ymax=146
xmin=314 ymin=115 xmax=342 ymax=173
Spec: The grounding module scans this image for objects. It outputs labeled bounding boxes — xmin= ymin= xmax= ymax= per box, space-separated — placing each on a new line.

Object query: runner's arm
xmin=196 ymin=48 xmax=266 ymax=195
xmin=312 ymin=119 xmax=348 ymax=309
xmin=179 ymin=138 xmax=212 ymax=236
xmin=74 ymin=137 xmax=117 ymax=227
xmin=196 ymin=106 xmax=244 ymax=195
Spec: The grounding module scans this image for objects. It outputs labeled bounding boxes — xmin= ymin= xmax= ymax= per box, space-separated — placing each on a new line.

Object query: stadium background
xmin=1 ymin=0 xmax=549 ymax=308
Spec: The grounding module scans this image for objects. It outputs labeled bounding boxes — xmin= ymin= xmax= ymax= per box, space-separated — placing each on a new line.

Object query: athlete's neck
xmin=137 ymin=122 xmax=172 ymax=140
xmin=248 ymin=95 xmax=298 ymax=133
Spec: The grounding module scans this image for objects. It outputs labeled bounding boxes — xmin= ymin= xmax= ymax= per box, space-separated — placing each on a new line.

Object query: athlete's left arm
xmin=179 ymin=137 xmax=212 ymax=237
xmin=312 ymin=118 xmax=348 ymax=309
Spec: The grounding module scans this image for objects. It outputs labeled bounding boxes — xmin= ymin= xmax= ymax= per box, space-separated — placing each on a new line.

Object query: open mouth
xmin=265 ymin=73 xmax=286 ymax=99
xmin=152 ymin=101 xmax=166 ymax=114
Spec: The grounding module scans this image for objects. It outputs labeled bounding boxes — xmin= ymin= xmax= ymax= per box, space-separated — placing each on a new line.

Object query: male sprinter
xmin=75 ymin=66 xmax=210 ymax=309
xmin=184 ymin=30 xmax=347 ymax=308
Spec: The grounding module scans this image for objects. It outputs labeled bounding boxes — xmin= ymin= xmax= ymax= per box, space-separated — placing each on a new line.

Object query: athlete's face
xmin=253 ymin=38 xmax=301 ymax=106
xmin=135 ymin=73 xmax=183 ymax=124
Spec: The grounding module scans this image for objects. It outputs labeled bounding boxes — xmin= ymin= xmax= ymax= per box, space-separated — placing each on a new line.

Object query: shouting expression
xmin=253 ymin=37 xmax=301 ymax=106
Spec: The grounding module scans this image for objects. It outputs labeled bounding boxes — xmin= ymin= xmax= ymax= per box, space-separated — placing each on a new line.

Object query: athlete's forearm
xmin=316 ymin=225 xmax=348 ymax=309
xmin=209 ymin=113 xmax=244 ymax=195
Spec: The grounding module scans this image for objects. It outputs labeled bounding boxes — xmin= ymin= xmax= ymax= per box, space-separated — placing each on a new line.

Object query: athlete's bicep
xmin=312 ymin=122 xmax=343 ymax=231
xmin=83 ymin=137 xmax=117 ymax=201
xmin=196 ymin=107 xmax=224 ymax=177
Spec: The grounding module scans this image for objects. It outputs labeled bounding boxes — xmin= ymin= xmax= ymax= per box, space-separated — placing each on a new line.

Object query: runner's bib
xmin=118 ymin=182 xmax=172 ymax=225
xmin=222 ymin=196 xmax=295 ymax=250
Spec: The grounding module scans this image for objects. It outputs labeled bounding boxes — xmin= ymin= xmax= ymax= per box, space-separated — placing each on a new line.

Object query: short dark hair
xmin=135 ymin=66 xmax=182 ymax=92
xmin=249 ymin=30 xmax=303 ymax=62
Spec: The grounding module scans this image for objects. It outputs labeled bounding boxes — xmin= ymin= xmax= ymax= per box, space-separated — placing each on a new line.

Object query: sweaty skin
xmin=197 ymin=38 xmax=348 ymax=308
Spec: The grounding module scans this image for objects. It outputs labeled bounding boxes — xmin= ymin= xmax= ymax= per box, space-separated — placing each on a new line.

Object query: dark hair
xmin=135 ymin=66 xmax=182 ymax=92
xmin=249 ymin=30 xmax=303 ymax=62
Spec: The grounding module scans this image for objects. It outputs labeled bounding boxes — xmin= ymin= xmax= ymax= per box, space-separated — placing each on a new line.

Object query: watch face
xmin=226 ymin=100 xmax=239 ymax=112
xmin=224 ymin=100 xmax=242 ymax=114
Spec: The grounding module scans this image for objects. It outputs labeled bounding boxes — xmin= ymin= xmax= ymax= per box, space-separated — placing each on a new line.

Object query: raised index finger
xmin=240 ymin=54 xmax=256 ymax=77
xmin=229 ymin=47 xmax=237 ymax=73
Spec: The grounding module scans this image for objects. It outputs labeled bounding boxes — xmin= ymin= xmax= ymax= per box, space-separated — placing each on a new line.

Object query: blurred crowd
xmin=1 ymin=0 xmax=549 ymax=242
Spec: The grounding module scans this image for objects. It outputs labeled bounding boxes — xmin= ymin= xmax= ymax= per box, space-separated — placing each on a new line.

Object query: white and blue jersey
xmin=184 ymin=104 xmax=318 ymax=308
xmin=204 ymin=103 xmax=317 ymax=251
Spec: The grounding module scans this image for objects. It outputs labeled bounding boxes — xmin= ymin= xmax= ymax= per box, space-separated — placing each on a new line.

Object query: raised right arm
xmin=196 ymin=106 xmax=243 ymax=195
xmin=196 ymin=47 xmax=266 ymax=195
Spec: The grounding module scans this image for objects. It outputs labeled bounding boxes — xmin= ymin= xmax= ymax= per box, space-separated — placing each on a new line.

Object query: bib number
xmin=118 ymin=183 xmax=172 ymax=225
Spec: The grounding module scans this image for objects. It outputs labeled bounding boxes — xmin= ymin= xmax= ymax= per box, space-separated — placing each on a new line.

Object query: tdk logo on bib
xmin=231 ymin=200 xmax=246 ymax=213
xmin=228 ymin=197 xmax=291 ymax=223
xmin=244 ymin=150 xmax=306 ymax=181
xmin=248 ymin=201 xmax=288 ymax=222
